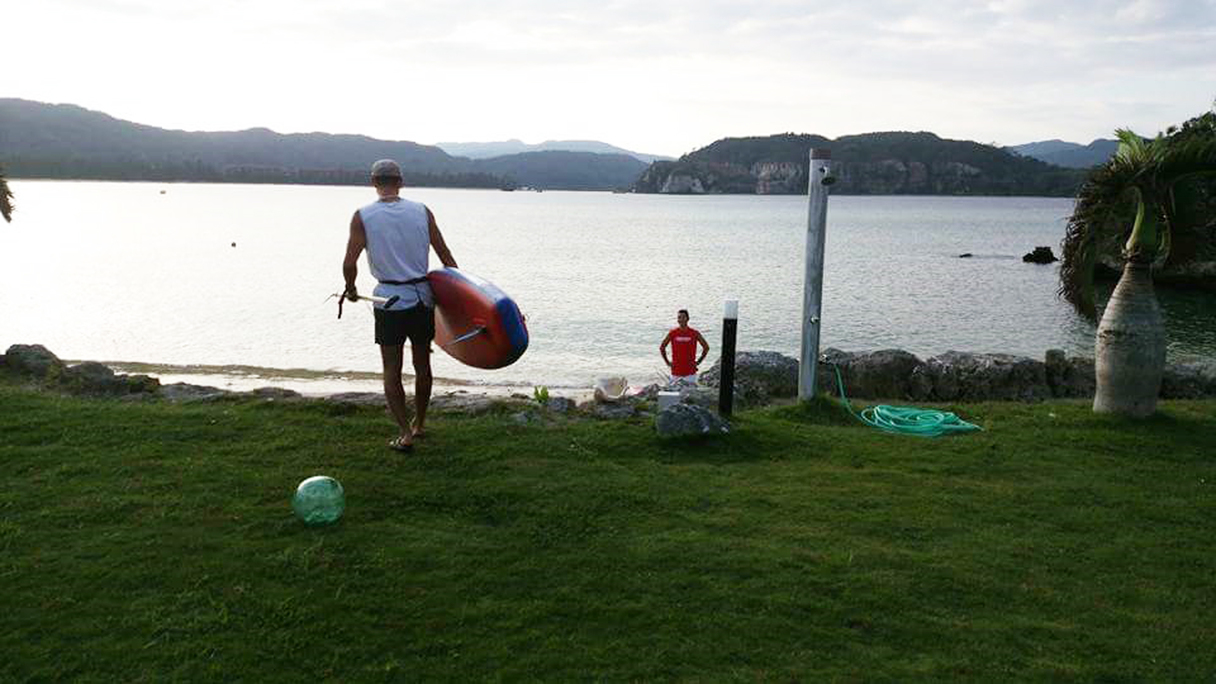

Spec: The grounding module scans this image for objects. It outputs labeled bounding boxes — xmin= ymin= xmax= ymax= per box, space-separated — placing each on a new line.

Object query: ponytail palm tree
xmin=0 ymin=167 xmax=12 ymax=223
xmin=1060 ymin=128 xmax=1216 ymax=416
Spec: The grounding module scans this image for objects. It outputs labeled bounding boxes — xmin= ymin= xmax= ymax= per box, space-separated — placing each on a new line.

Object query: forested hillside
xmin=634 ymin=132 xmax=1085 ymax=196
xmin=0 ymin=99 xmax=645 ymax=190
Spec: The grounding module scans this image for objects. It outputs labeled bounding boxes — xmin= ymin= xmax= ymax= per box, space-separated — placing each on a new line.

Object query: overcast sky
xmin=6 ymin=0 xmax=1215 ymax=156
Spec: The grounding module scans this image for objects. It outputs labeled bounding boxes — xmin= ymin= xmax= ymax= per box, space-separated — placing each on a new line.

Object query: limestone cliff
xmin=632 ymin=132 xmax=1084 ymax=196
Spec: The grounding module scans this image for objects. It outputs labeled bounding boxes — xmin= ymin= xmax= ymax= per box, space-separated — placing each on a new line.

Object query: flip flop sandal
xmin=388 ymin=436 xmax=414 ymax=453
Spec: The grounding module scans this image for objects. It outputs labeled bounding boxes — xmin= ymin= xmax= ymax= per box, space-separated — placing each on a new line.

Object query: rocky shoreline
xmin=5 ymin=344 xmax=1216 ymax=421
xmin=700 ymin=348 xmax=1216 ymax=405
xmin=1 ymin=343 xmax=533 ymax=410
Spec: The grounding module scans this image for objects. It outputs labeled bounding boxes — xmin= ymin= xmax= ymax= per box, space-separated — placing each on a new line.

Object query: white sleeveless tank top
xmin=358 ymin=198 xmax=434 ymax=309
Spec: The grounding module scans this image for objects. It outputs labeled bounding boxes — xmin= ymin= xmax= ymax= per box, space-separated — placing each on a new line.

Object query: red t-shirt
xmin=665 ymin=326 xmax=701 ymax=376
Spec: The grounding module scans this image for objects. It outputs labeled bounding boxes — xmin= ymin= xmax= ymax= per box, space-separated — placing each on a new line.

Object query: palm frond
xmin=1113 ymin=129 xmax=1153 ymax=165
xmin=1058 ymin=125 xmax=1216 ymax=317
xmin=1151 ymin=136 xmax=1216 ymax=186
xmin=0 ymin=168 xmax=13 ymax=223
xmin=1059 ymin=151 xmax=1139 ymax=317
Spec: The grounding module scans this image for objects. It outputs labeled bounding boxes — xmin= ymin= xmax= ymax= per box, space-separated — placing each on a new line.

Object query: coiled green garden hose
xmin=828 ymin=363 xmax=982 ymax=438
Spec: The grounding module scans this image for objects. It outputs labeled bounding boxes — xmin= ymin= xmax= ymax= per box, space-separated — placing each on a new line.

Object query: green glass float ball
xmin=292 ymin=476 xmax=345 ymax=526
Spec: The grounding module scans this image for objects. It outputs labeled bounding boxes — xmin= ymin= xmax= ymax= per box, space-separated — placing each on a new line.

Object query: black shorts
xmin=374 ymin=305 xmax=435 ymax=347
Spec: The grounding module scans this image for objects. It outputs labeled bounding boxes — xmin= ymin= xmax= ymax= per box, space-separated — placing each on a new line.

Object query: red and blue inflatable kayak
xmin=428 ymin=267 xmax=528 ymax=369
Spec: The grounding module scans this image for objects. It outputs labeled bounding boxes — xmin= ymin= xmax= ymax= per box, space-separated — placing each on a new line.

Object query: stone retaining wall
xmin=8 ymin=343 xmax=1216 ymax=410
xmin=703 ymin=348 xmax=1216 ymax=402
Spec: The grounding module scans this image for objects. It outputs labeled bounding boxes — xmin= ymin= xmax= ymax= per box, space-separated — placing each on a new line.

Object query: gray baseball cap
xmin=370 ymin=159 xmax=402 ymax=178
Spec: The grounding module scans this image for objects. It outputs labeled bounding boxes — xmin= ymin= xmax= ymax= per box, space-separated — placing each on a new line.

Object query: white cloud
xmin=3 ymin=0 xmax=1214 ymax=154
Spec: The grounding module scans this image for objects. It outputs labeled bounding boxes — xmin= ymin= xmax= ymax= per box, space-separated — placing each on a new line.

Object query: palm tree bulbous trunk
xmin=1093 ymin=261 xmax=1166 ymax=416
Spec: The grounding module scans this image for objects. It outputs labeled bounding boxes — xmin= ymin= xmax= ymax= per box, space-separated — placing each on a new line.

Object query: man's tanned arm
xmin=695 ymin=331 xmax=710 ymax=367
xmin=659 ymin=333 xmax=672 ymax=368
xmin=427 ymin=208 xmax=458 ymax=268
xmin=343 ymin=211 xmax=367 ymax=299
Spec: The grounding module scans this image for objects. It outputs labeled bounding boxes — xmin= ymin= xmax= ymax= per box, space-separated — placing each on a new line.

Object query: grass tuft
xmin=768 ymin=392 xmax=859 ymax=426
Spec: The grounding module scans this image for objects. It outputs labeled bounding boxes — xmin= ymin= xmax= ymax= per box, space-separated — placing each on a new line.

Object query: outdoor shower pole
xmin=718 ymin=299 xmax=738 ymax=417
xmin=799 ymin=148 xmax=833 ymax=401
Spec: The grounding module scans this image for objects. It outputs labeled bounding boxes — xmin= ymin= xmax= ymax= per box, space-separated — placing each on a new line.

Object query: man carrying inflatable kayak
xmin=342 ymin=159 xmax=458 ymax=453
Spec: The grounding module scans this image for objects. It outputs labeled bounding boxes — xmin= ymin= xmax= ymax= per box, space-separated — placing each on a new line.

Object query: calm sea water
xmin=2 ymin=180 xmax=1212 ymax=393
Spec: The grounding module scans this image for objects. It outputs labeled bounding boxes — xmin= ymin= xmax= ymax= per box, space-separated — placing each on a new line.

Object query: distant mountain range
xmin=1005 ymin=139 xmax=1118 ymax=168
xmin=633 ymin=132 xmax=1087 ymax=196
xmin=435 ymin=139 xmax=672 ymax=164
xmin=0 ymin=99 xmax=646 ymax=191
xmin=1 ymin=98 xmax=1099 ymax=196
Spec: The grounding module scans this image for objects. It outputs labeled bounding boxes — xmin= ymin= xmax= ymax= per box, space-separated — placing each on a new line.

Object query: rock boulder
xmin=545 ymin=396 xmax=577 ymax=413
xmin=431 ymin=394 xmax=513 ymax=415
xmin=728 ymin=377 xmax=770 ymax=409
xmin=60 ymin=362 xmax=126 ymax=395
xmin=159 ymin=383 xmax=233 ymax=402
xmin=915 ymin=351 xmax=1050 ymax=402
xmin=678 ymin=387 xmax=718 ymax=412
xmin=4 ymin=344 xmax=64 ymax=379
xmin=588 ymin=402 xmax=637 ymax=420
xmin=655 ymin=404 xmax=730 ymax=438
xmin=702 ymin=350 xmax=799 ymax=398
xmin=242 ymin=387 xmax=302 ymax=401
xmin=322 ymin=392 xmax=386 ymax=406
xmin=1023 ymin=246 xmax=1058 ymax=264
xmin=1160 ymin=361 xmax=1216 ymax=399
xmin=633 ymin=384 xmax=662 ymax=401
xmin=820 ymin=348 xmax=926 ymax=400
xmin=1044 ymin=349 xmax=1096 ymax=398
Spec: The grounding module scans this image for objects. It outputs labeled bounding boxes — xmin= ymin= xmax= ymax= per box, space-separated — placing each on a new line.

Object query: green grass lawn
xmin=2 ymin=381 xmax=1214 ymax=681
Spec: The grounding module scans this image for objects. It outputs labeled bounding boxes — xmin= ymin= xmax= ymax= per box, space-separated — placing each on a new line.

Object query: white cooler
xmin=657 ymin=391 xmax=682 ymax=411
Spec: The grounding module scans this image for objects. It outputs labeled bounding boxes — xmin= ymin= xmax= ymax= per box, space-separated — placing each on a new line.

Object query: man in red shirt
xmin=660 ymin=309 xmax=710 ymax=385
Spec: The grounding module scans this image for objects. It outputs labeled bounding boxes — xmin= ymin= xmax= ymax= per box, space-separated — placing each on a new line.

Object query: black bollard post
xmin=718 ymin=300 xmax=738 ymax=417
